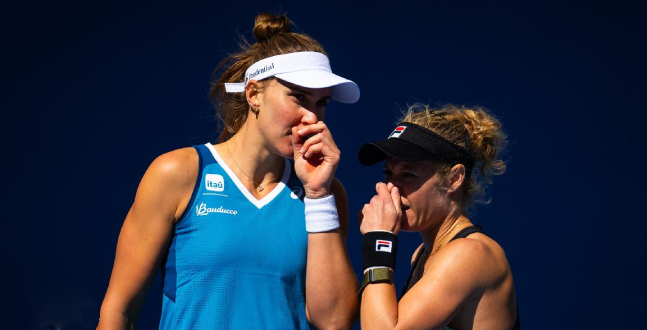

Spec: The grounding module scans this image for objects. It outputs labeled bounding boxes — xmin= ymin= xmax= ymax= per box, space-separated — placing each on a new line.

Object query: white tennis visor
xmin=224 ymin=51 xmax=360 ymax=104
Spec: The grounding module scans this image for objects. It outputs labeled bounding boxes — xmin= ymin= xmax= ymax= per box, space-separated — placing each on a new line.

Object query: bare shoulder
xmin=132 ymin=147 xmax=199 ymax=223
xmin=428 ymin=234 xmax=510 ymax=289
xmin=146 ymin=147 xmax=199 ymax=183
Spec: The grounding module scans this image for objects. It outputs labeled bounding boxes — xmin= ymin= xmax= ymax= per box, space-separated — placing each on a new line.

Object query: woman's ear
xmin=447 ymin=164 xmax=466 ymax=194
xmin=246 ymin=80 xmax=261 ymax=110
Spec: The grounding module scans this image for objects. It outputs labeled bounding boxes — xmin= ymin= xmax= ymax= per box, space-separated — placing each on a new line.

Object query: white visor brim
xmin=224 ymin=51 xmax=360 ymax=104
xmin=275 ymin=70 xmax=360 ymax=104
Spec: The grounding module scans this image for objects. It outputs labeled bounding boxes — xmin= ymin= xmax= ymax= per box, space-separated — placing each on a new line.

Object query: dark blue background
xmin=2 ymin=1 xmax=645 ymax=329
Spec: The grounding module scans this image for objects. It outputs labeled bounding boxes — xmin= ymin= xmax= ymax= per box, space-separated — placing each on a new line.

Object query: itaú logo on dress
xmin=196 ymin=203 xmax=238 ymax=216
xmin=205 ymin=174 xmax=224 ymax=192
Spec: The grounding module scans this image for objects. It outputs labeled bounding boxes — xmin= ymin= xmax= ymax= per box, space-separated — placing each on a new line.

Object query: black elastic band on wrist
xmin=362 ymin=231 xmax=398 ymax=271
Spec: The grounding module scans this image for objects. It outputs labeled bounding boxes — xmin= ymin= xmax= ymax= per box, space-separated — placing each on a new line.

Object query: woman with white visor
xmin=98 ymin=13 xmax=360 ymax=330
xmin=356 ymin=104 xmax=519 ymax=330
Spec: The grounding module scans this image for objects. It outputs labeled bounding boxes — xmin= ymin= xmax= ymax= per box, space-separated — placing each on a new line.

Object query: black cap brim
xmin=358 ymin=139 xmax=439 ymax=166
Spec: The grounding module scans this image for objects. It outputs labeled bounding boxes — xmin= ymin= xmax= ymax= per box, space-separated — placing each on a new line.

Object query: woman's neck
xmin=216 ymin=126 xmax=285 ymax=194
xmin=420 ymin=208 xmax=471 ymax=256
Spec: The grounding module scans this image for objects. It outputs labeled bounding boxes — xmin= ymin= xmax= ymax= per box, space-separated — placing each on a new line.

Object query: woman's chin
xmin=399 ymin=216 xmax=416 ymax=232
xmin=277 ymin=144 xmax=294 ymax=159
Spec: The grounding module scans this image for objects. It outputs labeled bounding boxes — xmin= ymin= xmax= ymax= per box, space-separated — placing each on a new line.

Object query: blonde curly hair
xmin=399 ymin=103 xmax=508 ymax=206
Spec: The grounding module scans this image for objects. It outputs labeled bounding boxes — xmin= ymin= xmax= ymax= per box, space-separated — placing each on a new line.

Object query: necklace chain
xmin=431 ymin=219 xmax=469 ymax=256
xmin=225 ymin=141 xmax=276 ymax=192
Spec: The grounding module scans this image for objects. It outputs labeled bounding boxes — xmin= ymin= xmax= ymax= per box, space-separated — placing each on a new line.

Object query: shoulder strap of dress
xmin=400 ymin=245 xmax=428 ymax=299
xmin=171 ymin=144 xmax=207 ymax=229
xmin=449 ymin=225 xmax=487 ymax=242
xmin=195 ymin=143 xmax=217 ymax=166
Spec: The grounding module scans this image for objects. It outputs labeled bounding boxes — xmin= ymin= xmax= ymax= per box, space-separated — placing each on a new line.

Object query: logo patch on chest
xmin=196 ymin=202 xmax=238 ymax=216
xmin=205 ymin=174 xmax=225 ymax=192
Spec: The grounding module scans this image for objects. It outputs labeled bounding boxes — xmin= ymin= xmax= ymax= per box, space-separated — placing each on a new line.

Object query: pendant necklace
xmin=430 ymin=219 xmax=469 ymax=256
xmin=225 ymin=140 xmax=276 ymax=192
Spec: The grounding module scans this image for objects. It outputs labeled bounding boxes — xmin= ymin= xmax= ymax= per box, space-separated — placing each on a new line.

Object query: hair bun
xmin=253 ymin=12 xmax=292 ymax=43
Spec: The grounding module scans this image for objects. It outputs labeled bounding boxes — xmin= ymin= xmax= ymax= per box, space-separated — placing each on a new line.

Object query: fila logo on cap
xmin=375 ymin=240 xmax=393 ymax=253
xmin=389 ymin=126 xmax=407 ymax=139
xmin=205 ymin=174 xmax=224 ymax=192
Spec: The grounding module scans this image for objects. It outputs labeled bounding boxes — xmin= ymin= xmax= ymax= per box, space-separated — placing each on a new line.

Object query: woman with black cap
xmin=357 ymin=104 xmax=519 ymax=330
xmin=97 ymin=12 xmax=359 ymax=330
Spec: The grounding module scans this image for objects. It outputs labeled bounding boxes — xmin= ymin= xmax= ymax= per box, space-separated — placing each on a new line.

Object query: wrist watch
xmin=358 ymin=267 xmax=394 ymax=297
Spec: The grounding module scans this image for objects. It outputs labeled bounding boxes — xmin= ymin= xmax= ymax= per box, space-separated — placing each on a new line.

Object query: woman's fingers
xmin=302 ymin=137 xmax=326 ymax=159
xmin=390 ymin=186 xmax=402 ymax=218
xmin=359 ymin=182 xmax=402 ymax=233
xmin=295 ymin=122 xmax=338 ymax=159
xmin=292 ymin=121 xmax=340 ymax=197
xmin=379 ymin=182 xmax=402 ymax=218
xmin=291 ymin=126 xmax=304 ymax=159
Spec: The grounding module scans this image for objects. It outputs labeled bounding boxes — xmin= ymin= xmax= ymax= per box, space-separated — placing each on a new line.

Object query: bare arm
xmin=358 ymin=183 xmax=486 ymax=330
xmin=360 ymin=242 xmax=487 ymax=330
xmin=292 ymin=122 xmax=359 ymax=329
xmin=305 ymin=178 xmax=360 ymax=330
xmin=97 ymin=148 xmax=197 ymax=329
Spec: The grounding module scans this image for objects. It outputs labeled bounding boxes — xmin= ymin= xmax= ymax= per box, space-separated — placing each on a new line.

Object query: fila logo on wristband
xmin=375 ymin=240 xmax=393 ymax=253
xmin=389 ymin=126 xmax=406 ymax=139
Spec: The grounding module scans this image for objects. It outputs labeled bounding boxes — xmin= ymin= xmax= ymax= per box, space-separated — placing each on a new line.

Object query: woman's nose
xmin=301 ymin=107 xmax=320 ymax=124
xmin=386 ymin=179 xmax=402 ymax=192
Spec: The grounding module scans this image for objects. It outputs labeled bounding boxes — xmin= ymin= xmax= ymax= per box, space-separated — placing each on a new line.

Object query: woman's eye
xmin=292 ymin=93 xmax=305 ymax=101
xmin=317 ymin=99 xmax=330 ymax=107
xmin=402 ymin=172 xmax=416 ymax=178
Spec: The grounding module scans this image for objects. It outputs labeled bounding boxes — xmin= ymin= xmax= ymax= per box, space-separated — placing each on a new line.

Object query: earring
xmin=251 ymin=106 xmax=259 ymax=118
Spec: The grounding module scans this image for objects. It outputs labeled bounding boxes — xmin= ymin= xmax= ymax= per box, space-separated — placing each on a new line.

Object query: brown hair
xmin=209 ymin=12 xmax=328 ymax=142
xmin=399 ymin=103 xmax=508 ymax=206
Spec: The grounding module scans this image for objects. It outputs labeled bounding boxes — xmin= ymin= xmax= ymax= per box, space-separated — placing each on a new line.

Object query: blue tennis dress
xmin=159 ymin=143 xmax=312 ymax=329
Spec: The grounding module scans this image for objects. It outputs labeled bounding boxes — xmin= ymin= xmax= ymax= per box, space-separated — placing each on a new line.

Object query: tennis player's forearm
xmin=306 ymin=230 xmax=359 ymax=329
xmin=359 ymin=283 xmax=398 ymax=330
xmin=96 ymin=309 xmax=136 ymax=330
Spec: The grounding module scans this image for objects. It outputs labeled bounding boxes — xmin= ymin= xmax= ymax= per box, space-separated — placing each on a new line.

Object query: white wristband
xmin=304 ymin=194 xmax=340 ymax=233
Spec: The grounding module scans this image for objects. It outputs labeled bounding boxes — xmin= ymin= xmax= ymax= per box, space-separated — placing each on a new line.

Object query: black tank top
xmin=400 ymin=226 xmax=520 ymax=330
